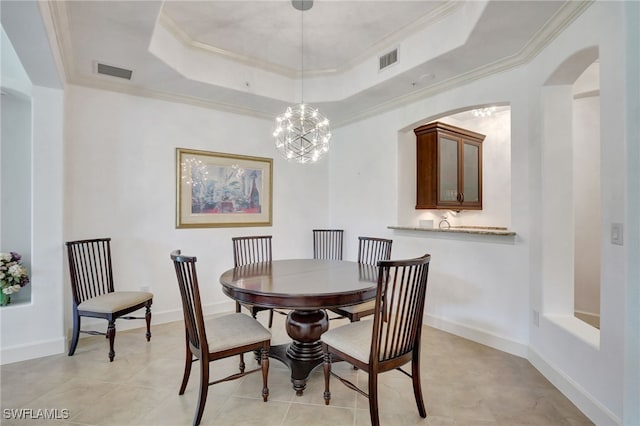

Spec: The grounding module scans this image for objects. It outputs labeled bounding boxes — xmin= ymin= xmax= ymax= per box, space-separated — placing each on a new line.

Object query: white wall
xmin=0 ymin=23 xmax=65 ymax=364
xmin=623 ymin=3 xmax=640 ymax=424
xmin=573 ymin=95 xmax=601 ymax=318
xmin=529 ymin=3 xmax=627 ymax=424
xmin=0 ymin=88 xmax=65 ymax=362
xmin=63 ymin=85 xmax=330 ymax=331
xmin=330 ymin=68 xmax=531 ymax=356
xmin=329 ymin=2 xmax=632 ymax=424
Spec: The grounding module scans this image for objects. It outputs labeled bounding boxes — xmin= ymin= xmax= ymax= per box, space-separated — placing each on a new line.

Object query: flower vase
xmin=0 ymin=292 xmax=10 ymax=306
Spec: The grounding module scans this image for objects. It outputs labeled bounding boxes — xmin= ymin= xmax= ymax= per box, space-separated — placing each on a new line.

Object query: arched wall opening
xmin=397 ymin=104 xmax=512 ymax=230
xmin=1 ymin=25 xmax=33 ymax=305
xmin=541 ymin=46 xmax=601 ymax=341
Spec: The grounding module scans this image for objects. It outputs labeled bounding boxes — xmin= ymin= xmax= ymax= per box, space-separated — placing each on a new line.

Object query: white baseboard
xmin=424 ymin=313 xmax=529 ymax=357
xmin=528 ymin=348 xmax=621 ymax=426
xmin=1 ymin=337 xmax=66 ymax=365
xmin=423 ymin=314 xmax=619 ymax=426
xmin=2 ymin=301 xmax=236 ymax=365
xmin=574 ymin=310 xmax=601 ymax=329
xmin=71 ymin=300 xmax=235 ymax=336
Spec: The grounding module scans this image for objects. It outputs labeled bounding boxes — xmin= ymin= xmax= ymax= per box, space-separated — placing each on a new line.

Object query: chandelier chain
xmin=300 ymin=5 xmax=304 ymax=103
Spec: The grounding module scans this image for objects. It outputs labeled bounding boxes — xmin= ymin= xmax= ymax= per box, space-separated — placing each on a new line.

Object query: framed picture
xmin=176 ymin=148 xmax=273 ymax=228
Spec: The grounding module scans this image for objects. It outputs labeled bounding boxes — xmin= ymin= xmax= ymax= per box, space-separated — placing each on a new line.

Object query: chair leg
xmin=368 ymin=372 xmax=380 ymax=426
xmin=239 ymin=353 xmax=246 ymax=373
xmin=351 ymin=317 xmax=359 ymax=370
xmin=323 ymin=350 xmax=332 ymax=405
xmin=268 ymin=309 xmax=274 ymax=328
xmin=179 ymin=332 xmax=192 ymax=395
xmin=261 ymin=346 xmax=270 ymax=402
xmin=412 ymin=354 xmax=427 ymax=418
xmin=235 ymin=301 xmax=241 ymax=313
xmin=107 ymin=320 xmax=116 ymax=362
xmin=145 ymin=302 xmax=152 ymax=341
xmin=193 ymin=358 xmax=210 ymax=426
xmin=68 ymin=311 xmax=81 ymax=356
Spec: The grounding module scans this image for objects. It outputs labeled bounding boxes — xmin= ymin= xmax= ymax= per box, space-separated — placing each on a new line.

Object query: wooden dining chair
xmin=171 ymin=250 xmax=271 ymax=426
xmin=66 ymin=238 xmax=152 ymax=362
xmin=232 ymin=236 xmax=274 ymax=328
xmin=313 ymin=229 xmax=344 ymax=260
xmin=322 ymin=254 xmax=432 ymax=426
xmin=329 ymin=236 xmax=393 ymax=322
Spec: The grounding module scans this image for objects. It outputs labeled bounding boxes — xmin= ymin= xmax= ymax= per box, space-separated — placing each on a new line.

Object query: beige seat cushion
xmin=205 ymin=313 xmax=271 ymax=353
xmin=322 ymin=320 xmax=374 ymax=363
xmin=78 ymin=291 xmax=152 ymax=314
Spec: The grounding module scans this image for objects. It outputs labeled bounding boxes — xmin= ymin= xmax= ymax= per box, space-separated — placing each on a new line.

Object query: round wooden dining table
xmin=219 ymin=259 xmax=378 ymax=395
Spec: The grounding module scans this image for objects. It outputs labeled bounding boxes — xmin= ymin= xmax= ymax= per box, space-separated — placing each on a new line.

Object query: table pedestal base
xmin=270 ymin=309 xmax=329 ymax=395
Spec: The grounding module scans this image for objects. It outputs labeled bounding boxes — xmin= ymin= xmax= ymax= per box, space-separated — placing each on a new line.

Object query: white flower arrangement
xmin=0 ymin=252 xmax=30 ymax=301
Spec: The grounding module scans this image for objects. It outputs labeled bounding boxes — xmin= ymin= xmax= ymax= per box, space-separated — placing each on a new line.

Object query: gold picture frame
xmin=176 ymin=148 xmax=273 ymax=228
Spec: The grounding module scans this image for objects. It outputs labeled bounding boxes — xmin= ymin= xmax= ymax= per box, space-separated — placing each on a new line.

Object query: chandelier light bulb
xmin=471 ymin=106 xmax=496 ymax=117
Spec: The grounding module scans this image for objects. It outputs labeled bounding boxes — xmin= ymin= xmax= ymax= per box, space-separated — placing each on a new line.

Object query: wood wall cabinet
xmin=414 ymin=121 xmax=485 ymax=210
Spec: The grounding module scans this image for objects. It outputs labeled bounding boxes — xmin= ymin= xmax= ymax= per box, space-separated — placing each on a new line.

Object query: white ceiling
xmin=11 ymin=1 xmax=592 ymax=126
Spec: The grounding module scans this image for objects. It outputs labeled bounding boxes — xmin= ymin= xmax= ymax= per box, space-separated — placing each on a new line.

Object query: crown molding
xmin=69 ymin=74 xmax=276 ymax=120
xmin=47 ymin=0 xmax=77 ymax=83
xmin=36 ymin=0 xmax=67 ymax=87
xmin=44 ymin=0 xmax=593 ymax=129
xmin=332 ymin=0 xmax=594 ymax=127
xmin=158 ymin=0 xmax=462 ymax=79
xmin=158 ymin=11 xmax=300 ymax=78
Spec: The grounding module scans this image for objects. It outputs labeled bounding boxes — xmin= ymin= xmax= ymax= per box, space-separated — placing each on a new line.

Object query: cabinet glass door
xmin=463 ymin=143 xmax=479 ymax=203
xmin=439 ymin=137 xmax=459 ymax=202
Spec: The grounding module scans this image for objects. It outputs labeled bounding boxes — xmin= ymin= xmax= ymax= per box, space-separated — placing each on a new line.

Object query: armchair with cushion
xmin=171 ymin=250 xmax=271 ymax=426
xmin=322 ymin=254 xmax=432 ymax=426
xmin=66 ymin=237 xmax=152 ymax=362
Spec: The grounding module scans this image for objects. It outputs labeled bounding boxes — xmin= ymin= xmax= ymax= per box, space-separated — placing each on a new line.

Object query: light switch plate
xmin=611 ymin=223 xmax=624 ymax=245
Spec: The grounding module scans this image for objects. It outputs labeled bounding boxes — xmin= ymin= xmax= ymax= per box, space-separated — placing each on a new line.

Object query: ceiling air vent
xmin=379 ymin=48 xmax=398 ymax=71
xmin=97 ymin=63 xmax=133 ymax=80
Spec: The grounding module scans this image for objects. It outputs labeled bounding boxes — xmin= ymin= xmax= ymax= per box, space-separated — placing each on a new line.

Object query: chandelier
xmin=471 ymin=106 xmax=496 ymax=117
xmin=273 ymin=0 xmax=332 ymax=164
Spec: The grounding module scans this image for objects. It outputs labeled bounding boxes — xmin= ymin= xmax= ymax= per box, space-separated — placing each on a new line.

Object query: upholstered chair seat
xmin=77 ymin=291 xmax=153 ymax=314
xmin=204 ymin=313 xmax=272 ymax=353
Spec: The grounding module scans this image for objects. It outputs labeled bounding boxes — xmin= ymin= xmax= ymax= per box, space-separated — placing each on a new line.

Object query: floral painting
xmin=176 ymin=149 xmax=272 ymax=228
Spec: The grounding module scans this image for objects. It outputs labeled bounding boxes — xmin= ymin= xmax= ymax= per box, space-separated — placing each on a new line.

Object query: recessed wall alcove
xmin=541 ymin=45 xmax=601 ymax=343
xmin=397 ymin=105 xmax=512 ymax=232
xmin=1 ymin=89 xmax=32 ymax=305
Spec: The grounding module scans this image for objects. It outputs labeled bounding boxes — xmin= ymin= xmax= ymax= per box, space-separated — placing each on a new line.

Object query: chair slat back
xmin=171 ymin=250 xmax=207 ymax=355
xmin=357 ymin=236 xmax=393 ymax=266
xmin=66 ymin=238 xmax=115 ymax=305
xmin=313 ymin=229 xmax=344 ymax=260
xmin=371 ymin=254 xmax=431 ymax=364
xmin=232 ymin=236 xmax=272 ymax=267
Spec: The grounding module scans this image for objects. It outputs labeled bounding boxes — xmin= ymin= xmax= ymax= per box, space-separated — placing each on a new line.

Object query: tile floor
xmin=1 ymin=313 xmax=593 ymax=425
